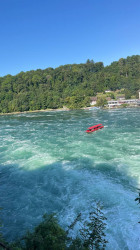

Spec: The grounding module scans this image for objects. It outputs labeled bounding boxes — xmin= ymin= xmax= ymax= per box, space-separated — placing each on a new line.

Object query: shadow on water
xmin=0 ymin=157 xmax=139 ymax=242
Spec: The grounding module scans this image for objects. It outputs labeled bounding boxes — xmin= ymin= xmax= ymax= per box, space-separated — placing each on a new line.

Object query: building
xmin=116 ymin=95 xmax=125 ymax=100
xmin=107 ymin=100 xmax=121 ymax=108
xmin=90 ymin=97 xmax=97 ymax=106
xmin=137 ymin=100 xmax=140 ymax=106
xmin=105 ymin=90 xmax=111 ymax=93
xmin=119 ymin=99 xmax=137 ymax=105
xmin=107 ymin=99 xmax=138 ymax=108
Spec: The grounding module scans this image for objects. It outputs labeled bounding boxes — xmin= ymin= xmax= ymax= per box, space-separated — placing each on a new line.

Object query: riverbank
xmin=0 ymin=107 xmax=70 ymax=116
xmin=0 ymin=105 xmax=139 ymax=116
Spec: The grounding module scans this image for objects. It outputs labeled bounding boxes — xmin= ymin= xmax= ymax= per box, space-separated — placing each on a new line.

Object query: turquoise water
xmin=0 ymin=108 xmax=140 ymax=249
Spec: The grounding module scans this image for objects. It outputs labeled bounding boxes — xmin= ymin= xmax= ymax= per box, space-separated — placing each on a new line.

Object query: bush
xmin=20 ymin=214 xmax=67 ymax=250
xmin=1 ymin=205 xmax=108 ymax=250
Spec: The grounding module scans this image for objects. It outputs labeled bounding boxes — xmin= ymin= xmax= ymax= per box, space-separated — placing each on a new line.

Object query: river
xmin=0 ymin=108 xmax=140 ymax=249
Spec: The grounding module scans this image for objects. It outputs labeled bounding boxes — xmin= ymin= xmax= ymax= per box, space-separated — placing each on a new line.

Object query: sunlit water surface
xmin=0 ymin=108 xmax=140 ymax=249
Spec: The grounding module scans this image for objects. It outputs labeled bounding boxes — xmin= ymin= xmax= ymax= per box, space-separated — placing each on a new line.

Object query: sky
xmin=0 ymin=0 xmax=140 ymax=76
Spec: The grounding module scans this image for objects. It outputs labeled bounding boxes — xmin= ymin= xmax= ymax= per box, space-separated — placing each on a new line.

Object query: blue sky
xmin=0 ymin=0 xmax=140 ymax=76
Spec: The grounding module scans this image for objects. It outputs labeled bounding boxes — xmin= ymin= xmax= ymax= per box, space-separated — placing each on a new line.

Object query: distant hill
xmin=0 ymin=55 xmax=140 ymax=113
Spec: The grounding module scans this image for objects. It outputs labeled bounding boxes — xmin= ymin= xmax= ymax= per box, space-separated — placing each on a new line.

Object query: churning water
xmin=0 ymin=108 xmax=140 ymax=249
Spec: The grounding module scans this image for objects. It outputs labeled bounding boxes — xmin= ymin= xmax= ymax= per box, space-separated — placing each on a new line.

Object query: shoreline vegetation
xmin=0 ymin=107 xmax=70 ymax=116
xmin=1 ymin=204 xmax=108 ymax=250
xmin=0 ymin=104 xmax=139 ymax=116
xmin=0 ymin=55 xmax=140 ymax=114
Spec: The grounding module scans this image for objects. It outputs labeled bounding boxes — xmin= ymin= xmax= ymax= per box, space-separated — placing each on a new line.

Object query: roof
xmin=106 ymin=97 xmax=111 ymax=101
xmin=116 ymin=95 xmax=125 ymax=99
xmin=88 ymin=124 xmax=103 ymax=129
xmin=90 ymin=97 xmax=97 ymax=101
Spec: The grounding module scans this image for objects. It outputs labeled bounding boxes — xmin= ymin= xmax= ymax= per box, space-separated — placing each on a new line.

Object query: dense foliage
xmin=0 ymin=55 xmax=140 ymax=113
xmin=1 ymin=204 xmax=107 ymax=250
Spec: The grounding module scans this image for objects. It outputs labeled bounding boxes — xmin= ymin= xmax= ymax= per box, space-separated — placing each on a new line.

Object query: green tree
xmin=80 ymin=204 xmax=108 ymax=249
xmin=68 ymin=203 xmax=108 ymax=250
xmin=0 ymin=55 xmax=140 ymax=113
xmin=124 ymin=89 xmax=132 ymax=99
xmin=0 ymin=204 xmax=108 ymax=250
xmin=96 ymin=97 xmax=107 ymax=107
xmin=21 ymin=214 xmax=67 ymax=250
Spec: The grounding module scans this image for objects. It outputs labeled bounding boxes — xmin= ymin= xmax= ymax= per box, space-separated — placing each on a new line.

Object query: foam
xmin=0 ymin=108 xmax=140 ymax=248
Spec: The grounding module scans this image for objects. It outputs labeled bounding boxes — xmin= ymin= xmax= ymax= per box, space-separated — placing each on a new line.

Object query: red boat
xmin=86 ymin=124 xmax=104 ymax=133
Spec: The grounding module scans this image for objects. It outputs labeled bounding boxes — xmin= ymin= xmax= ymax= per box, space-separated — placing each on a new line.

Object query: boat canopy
xmin=87 ymin=124 xmax=103 ymax=129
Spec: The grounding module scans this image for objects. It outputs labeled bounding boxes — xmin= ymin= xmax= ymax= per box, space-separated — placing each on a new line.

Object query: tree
xmin=0 ymin=55 xmax=140 ymax=113
xmin=68 ymin=203 xmax=108 ymax=250
xmin=86 ymin=59 xmax=94 ymax=64
xmin=20 ymin=214 xmax=67 ymax=250
xmin=110 ymin=93 xmax=115 ymax=99
xmin=0 ymin=204 xmax=108 ymax=250
xmin=80 ymin=204 xmax=108 ymax=249
xmin=96 ymin=97 xmax=107 ymax=107
xmin=124 ymin=89 xmax=131 ymax=99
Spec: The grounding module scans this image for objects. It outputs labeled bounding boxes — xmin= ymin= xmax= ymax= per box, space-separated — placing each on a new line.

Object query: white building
xmin=119 ymin=99 xmax=137 ymax=105
xmin=105 ymin=90 xmax=111 ymax=93
xmin=107 ymin=99 xmax=138 ymax=108
xmin=107 ymin=100 xmax=121 ymax=108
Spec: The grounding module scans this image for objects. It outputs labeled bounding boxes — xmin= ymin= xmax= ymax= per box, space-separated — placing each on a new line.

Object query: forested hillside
xmin=0 ymin=55 xmax=140 ymax=113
